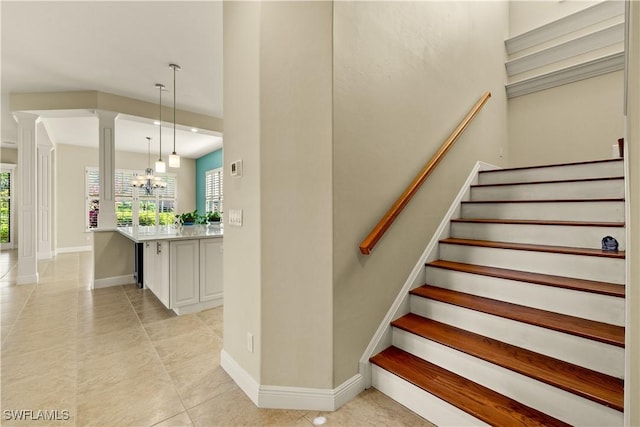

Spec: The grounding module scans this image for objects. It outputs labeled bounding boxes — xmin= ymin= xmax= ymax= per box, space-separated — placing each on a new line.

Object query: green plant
xmin=176 ymin=210 xmax=198 ymax=225
xmin=204 ymin=210 xmax=221 ymax=223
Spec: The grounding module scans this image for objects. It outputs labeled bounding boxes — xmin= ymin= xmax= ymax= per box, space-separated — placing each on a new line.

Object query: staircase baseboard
xmin=358 ymin=161 xmax=499 ymax=387
xmin=221 ymin=349 xmax=365 ymax=411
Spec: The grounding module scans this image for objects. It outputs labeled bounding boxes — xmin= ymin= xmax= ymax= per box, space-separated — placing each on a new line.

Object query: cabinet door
xmin=155 ymin=241 xmax=170 ymax=308
xmin=200 ymin=239 xmax=223 ymax=302
xmin=143 ymin=241 xmax=156 ymax=293
xmin=170 ymin=240 xmax=199 ymax=308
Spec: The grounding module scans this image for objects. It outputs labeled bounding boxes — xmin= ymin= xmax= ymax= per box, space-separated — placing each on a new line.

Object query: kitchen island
xmin=117 ymin=225 xmax=223 ymax=315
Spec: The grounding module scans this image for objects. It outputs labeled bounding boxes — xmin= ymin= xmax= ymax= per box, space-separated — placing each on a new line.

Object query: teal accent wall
xmin=196 ymin=148 xmax=223 ymax=214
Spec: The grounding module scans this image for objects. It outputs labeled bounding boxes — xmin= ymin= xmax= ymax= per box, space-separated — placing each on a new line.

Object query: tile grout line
xmin=122 ymin=285 xmax=195 ymax=427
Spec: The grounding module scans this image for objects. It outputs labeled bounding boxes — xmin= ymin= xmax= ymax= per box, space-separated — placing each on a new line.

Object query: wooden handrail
xmin=359 ymin=91 xmax=492 ymax=255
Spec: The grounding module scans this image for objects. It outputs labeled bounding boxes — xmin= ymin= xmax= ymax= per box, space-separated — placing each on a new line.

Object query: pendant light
xmin=155 ymin=83 xmax=167 ymax=173
xmin=169 ymin=63 xmax=181 ymax=168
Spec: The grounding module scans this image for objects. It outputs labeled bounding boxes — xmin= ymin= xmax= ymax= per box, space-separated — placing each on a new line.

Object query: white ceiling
xmin=1 ymin=1 xmax=223 ymax=158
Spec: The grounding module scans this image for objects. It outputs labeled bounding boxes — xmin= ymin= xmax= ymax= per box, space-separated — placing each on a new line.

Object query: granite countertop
xmin=117 ymin=224 xmax=224 ymax=243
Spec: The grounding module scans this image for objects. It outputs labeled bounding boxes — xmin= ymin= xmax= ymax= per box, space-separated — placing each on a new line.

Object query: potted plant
xmin=176 ymin=210 xmax=198 ymax=226
xmin=204 ymin=210 xmax=221 ymax=223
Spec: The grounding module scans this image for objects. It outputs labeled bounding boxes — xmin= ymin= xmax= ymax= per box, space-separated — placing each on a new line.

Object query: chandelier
xmin=131 ymin=137 xmax=167 ymax=195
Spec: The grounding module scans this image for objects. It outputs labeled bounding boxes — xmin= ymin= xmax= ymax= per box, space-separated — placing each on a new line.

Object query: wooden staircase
xmin=369 ymin=158 xmax=626 ymax=426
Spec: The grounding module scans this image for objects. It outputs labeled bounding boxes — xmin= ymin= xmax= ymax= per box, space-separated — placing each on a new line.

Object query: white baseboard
xmin=173 ymin=296 xmax=223 ymax=315
xmin=93 ymin=274 xmax=135 ymax=289
xmin=221 ymin=349 xmax=365 ymax=411
xmin=358 ymin=161 xmax=500 ymax=388
xmin=16 ymin=273 xmax=39 ymax=285
xmin=37 ymin=251 xmax=53 ymax=260
xmin=221 ymin=349 xmax=260 ymax=406
xmin=56 ymin=245 xmax=92 ymax=254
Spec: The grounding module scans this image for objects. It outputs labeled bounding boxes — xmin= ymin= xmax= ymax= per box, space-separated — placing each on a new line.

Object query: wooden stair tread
xmin=427 ymin=260 xmax=625 ymax=298
xmin=478 ymin=158 xmax=622 ymax=174
xmin=370 ymin=346 xmax=571 ymax=427
xmin=462 ymin=198 xmax=625 ymax=204
xmin=471 ymin=176 xmax=624 ymax=188
xmin=410 ymin=285 xmax=625 ymax=347
xmin=440 ymin=237 xmax=625 ymax=259
xmin=451 ymin=218 xmax=624 ymax=227
xmin=392 ymin=313 xmax=624 ymax=411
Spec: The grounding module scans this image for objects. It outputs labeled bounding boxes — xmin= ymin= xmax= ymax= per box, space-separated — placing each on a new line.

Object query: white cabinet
xmin=143 ymin=236 xmax=223 ymax=314
xmin=200 ymin=238 xmax=223 ymax=302
xmin=143 ymin=241 xmax=169 ymax=307
xmin=170 ymin=239 xmax=200 ymax=308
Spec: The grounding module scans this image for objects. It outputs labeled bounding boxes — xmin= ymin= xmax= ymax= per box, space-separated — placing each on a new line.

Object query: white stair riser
xmin=451 ymin=222 xmax=625 ymax=250
xmin=425 ymin=267 xmax=625 ymax=326
xmin=461 ymin=201 xmax=625 ymax=222
xmin=409 ymin=297 xmax=625 ymax=378
xmin=470 ymin=180 xmax=624 ymax=201
xmin=478 ymin=162 xmax=624 ymax=185
xmin=439 ymin=244 xmax=625 ymax=284
xmin=371 ymin=365 xmax=488 ymax=427
xmin=392 ymin=329 xmax=623 ymax=427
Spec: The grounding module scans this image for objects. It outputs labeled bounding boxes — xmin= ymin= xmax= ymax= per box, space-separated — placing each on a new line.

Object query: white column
xmin=96 ymin=110 xmax=118 ymax=229
xmin=37 ymin=122 xmax=54 ymax=260
xmin=14 ymin=112 xmax=40 ymax=285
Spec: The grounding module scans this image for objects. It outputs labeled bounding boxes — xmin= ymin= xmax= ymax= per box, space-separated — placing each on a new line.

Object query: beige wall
xmin=223 ymin=1 xmax=334 ymax=389
xmin=626 ymin=1 xmax=640 ymax=424
xmin=223 ymin=1 xmax=263 ymax=381
xmin=1 ymin=147 xmax=18 ymax=163
xmin=223 ymin=0 xmax=509 ymax=391
xmin=508 ymin=71 xmax=624 ymax=168
xmin=260 ymin=2 xmax=333 ymax=387
xmin=332 ymin=1 xmax=509 ymax=385
xmin=508 ymin=0 xmax=599 ymax=37
xmin=55 ymin=143 xmax=196 ymax=250
xmin=93 ymin=230 xmax=133 ymax=280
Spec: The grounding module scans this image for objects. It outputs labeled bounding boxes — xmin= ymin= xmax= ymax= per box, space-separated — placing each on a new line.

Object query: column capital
xmin=37 ymin=122 xmax=54 ymax=151
xmin=94 ymin=109 xmax=120 ymax=121
xmin=13 ymin=111 xmax=41 ymax=124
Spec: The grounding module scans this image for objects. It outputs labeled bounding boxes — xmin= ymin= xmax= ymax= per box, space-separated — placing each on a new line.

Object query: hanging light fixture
xmin=155 ymin=83 xmax=167 ymax=173
xmin=131 ymin=137 xmax=166 ymax=195
xmin=169 ymin=63 xmax=181 ymax=168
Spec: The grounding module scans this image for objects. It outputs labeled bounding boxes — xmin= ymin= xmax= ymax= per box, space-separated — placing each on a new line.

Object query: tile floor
xmin=0 ymin=250 xmax=434 ymax=427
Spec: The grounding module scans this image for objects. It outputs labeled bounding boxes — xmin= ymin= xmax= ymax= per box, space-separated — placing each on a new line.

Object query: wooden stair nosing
xmin=426 ymin=260 xmax=625 ymax=298
xmin=478 ymin=158 xmax=623 ymax=175
xmin=471 ymin=176 xmax=624 ymax=189
xmin=370 ymin=346 xmax=572 ymax=427
xmin=461 ymin=197 xmax=625 ymax=204
xmin=440 ymin=237 xmax=625 ymax=259
xmin=392 ymin=313 xmax=624 ymax=411
xmin=410 ymin=285 xmax=625 ymax=347
xmin=450 ymin=218 xmax=625 ymax=228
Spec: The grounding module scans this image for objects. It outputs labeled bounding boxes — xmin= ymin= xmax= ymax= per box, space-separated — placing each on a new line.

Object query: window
xmin=205 ymin=167 xmax=223 ymax=214
xmin=0 ymin=164 xmax=16 ymax=249
xmin=86 ymin=167 xmax=177 ymax=229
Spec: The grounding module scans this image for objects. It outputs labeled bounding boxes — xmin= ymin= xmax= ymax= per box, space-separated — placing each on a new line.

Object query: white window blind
xmin=85 ymin=167 xmax=177 ymax=229
xmin=205 ymin=167 xmax=223 ymax=214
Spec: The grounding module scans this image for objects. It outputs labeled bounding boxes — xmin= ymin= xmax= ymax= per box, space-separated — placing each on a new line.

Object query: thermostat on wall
xmin=230 ymin=160 xmax=243 ymax=177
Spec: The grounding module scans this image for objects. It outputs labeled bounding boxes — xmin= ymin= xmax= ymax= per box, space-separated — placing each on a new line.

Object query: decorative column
xmin=14 ymin=112 xmax=40 ymax=285
xmin=37 ymin=122 xmax=54 ymax=260
xmin=96 ymin=110 xmax=118 ymax=229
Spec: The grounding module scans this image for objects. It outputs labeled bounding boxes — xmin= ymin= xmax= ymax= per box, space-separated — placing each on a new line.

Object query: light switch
xmin=229 ymin=209 xmax=243 ymax=226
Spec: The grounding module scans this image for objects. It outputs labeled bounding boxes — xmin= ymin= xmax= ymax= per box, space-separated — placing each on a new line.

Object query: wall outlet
xmin=247 ymin=332 xmax=254 ymax=353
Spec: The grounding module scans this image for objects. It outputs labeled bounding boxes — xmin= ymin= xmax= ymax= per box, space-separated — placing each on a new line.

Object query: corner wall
xmin=332 ymin=1 xmax=509 ymax=385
